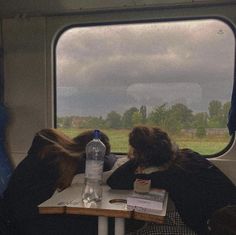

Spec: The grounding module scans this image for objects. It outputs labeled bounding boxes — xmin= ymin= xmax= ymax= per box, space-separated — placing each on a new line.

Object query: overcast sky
xmin=56 ymin=19 xmax=235 ymax=117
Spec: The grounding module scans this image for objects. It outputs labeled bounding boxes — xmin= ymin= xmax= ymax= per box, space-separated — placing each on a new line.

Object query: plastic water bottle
xmin=82 ymin=130 xmax=106 ymax=203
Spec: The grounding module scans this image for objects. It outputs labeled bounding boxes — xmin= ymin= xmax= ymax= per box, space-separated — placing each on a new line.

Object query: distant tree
xmin=57 ymin=117 xmax=64 ymax=128
xmin=106 ymin=111 xmax=122 ymax=129
xmin=81 ymin=116 xmax=105 ymax=129
xmin=196 ymin=126 xmax=206 ymax=138
xmin=140 ymin=105 xmax=147 ymax=124
xmin=165 ymin=115 xmax=182 ymax=134
xmin=63 ymin=116 xmax=73 ymax=128
xmin=132 ymin=111 xmax=142 ymax=126
xmin=193 ymin=112 xmax=208 ymax=129
xmin=222 ymin=101 xmax=231 ymax=126
xmin=208 ymin=100 xmax=222 ymax=119
xmin=147 ymin=103 xmax=181 ymax=133
xmin=208 ymin=100 xmax=222 ymax=128
xmin=147 ymin=103 xmax=169 ymax=128
xmin=93 ymin=116 xmax=106 ymax=128
xmin=169 ymin=103 xmax=193 ymax=129
xmin=122 ymin=107 xmax=138 ymax=128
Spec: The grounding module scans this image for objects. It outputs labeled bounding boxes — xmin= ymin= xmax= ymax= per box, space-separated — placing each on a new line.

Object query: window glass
xmin=56 ymin=19 xmax=235 ymax=155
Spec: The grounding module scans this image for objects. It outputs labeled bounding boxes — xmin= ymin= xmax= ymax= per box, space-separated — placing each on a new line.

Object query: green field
xmin=59 ymin=128 xmax=230 ymax=156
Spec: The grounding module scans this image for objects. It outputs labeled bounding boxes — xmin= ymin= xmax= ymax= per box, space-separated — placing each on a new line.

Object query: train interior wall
xmin=0 ymin=1 xmax=236 ymax=184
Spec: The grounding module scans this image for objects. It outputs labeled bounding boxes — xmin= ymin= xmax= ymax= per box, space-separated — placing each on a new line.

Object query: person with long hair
xmin=3 ymin=128 xmax=99 ymax=235
xmin=107 ymin=126 xmax=236 ymax=235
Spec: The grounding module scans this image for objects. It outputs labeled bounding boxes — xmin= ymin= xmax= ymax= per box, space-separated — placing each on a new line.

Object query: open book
xmin=127 ymin=189 xmax=167 ymax=215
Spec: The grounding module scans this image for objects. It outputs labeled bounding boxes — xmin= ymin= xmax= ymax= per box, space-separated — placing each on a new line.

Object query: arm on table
xmin=106 ymin=159 xmax=137 ymax=189
xmin=102 ymin=156 xmax=128 ymax=184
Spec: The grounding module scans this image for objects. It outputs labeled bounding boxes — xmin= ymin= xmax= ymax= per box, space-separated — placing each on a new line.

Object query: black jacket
xmin=107 ymin=149 xmax=236 ymax=235
xmin=3 ymin=148 xmax=59 ymax=222
xmin=3 ymin=134 xmax=117 ymax=234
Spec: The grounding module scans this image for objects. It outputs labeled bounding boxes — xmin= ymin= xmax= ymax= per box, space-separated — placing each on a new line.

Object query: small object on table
xmin=134 ymin=179 xmax=151 ymax=194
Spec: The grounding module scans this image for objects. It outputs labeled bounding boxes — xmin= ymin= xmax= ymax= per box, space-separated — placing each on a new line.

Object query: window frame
xmin=53 ymin=15 xmax=236 ymax=157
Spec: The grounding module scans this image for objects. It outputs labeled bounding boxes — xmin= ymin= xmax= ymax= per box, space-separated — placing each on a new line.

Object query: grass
xmin=59 ymin=128 xmax=231 ymax=156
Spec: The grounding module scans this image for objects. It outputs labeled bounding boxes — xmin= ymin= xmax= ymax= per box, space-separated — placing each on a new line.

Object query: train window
xmin=56 ymin=19 xmax=235 ymax=155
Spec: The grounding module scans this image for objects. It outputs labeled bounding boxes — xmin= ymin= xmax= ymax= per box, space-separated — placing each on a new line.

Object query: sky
xmin=56 ymin=19 xmax=235 ymax=117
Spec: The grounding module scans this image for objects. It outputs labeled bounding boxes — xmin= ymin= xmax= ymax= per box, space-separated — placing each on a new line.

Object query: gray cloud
xmin=56 ymin=19 xmax=235 ymax=116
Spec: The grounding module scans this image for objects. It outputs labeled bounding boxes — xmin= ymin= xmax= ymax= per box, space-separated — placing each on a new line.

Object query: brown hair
xmin=129 ymin=126 xmax=175 ymax=167
xmin=34 ymin=128 xmax=83 ymax=191
xmin=73 ymin=130 xmax=111 ymax=156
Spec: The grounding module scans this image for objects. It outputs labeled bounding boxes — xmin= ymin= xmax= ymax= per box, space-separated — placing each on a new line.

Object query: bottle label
xmin=85 ymin=160 xmax=103 ymax=180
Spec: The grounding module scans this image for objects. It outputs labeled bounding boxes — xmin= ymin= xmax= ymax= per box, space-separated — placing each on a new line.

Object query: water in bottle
xmin=82 ymin=130 xmax=106 ymax=203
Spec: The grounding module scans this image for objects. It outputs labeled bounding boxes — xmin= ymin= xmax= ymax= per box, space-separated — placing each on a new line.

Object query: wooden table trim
xmin=66 ymin=206 xmax=132 ymax=218
xmin=38 ymin=206 xmax=66 ymax=214
xmin=133 ymin=211 xmax=165 ymax=223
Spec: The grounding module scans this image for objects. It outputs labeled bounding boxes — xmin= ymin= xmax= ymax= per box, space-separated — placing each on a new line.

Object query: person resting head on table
xmin=73 ymin=129 xmax=117 ymax=173
xmin=3 ymin=128 xmax=117 ymax=235
xmin=107 ymin=125 xmax=236 ymax=235
xmin=73 ymin=129 xmax=128 ymax=184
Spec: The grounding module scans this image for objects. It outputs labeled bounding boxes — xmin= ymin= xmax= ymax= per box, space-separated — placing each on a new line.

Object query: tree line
xmin=57 ymin=100 xmax=230 ymax=137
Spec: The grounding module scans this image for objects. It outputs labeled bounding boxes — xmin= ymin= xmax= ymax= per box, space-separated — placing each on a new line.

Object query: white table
xmin=38 ymin=183 xmax=168 ymax=235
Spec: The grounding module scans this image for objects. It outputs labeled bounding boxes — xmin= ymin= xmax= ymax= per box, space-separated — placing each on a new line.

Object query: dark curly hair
xmin=129 ymin=126 xmax=175 ymax=167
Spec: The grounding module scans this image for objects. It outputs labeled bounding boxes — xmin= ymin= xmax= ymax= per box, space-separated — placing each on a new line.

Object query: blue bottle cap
xmin=94 ymin=129 xmax=100 ymax=139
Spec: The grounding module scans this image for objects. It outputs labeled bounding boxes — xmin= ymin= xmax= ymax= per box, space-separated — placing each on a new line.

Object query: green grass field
xmin=59 ymin=128 xmax=230 ymax=156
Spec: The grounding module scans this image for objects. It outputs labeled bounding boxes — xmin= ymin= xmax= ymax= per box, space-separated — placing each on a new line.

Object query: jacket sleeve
xmin=106 ymin=159 xmax=137 ymax=189
xmin=103 ymin=154 xmax=118 ymax=171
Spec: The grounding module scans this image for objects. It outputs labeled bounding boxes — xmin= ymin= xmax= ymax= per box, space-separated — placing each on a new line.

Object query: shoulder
xmin=174 ymin=148 xmax=213 ymax=172
xmin=178 ymin=148 xmax=209 ymax=163
xmin=179 ymin=148 xmax=202 ymax=157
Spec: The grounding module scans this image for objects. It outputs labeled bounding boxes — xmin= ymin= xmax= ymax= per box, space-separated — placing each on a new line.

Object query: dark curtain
xmin=227 ymin=23 xmax=236 ymax=136
xmin=228 ymin=76 xmax=236 ymax=135
xmin=227 ymin=27 xmax=236 ymax=136
xmin=0 ymin=48 xmax=3 ymax=103
xmin=0 ymin=103 xmax=13 ymax=197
